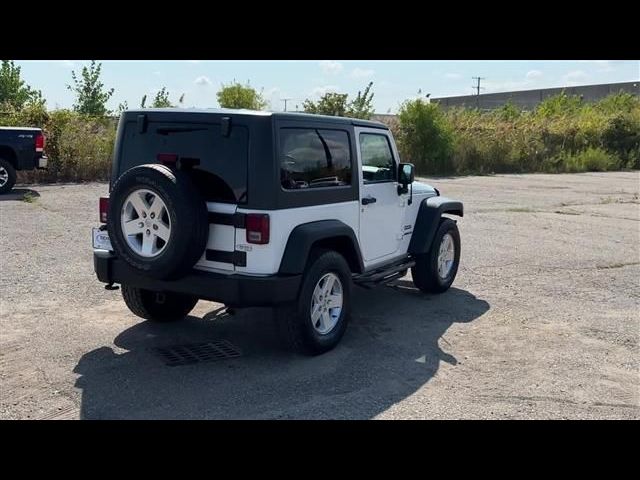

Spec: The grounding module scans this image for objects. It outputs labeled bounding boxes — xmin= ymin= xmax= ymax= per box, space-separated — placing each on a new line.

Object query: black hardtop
xmin=122 ymin=108 xmax=388 ymax=129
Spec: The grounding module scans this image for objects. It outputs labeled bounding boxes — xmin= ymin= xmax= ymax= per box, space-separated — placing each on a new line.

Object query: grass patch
xmin=22 ymin=192 xmax=37 ymax=203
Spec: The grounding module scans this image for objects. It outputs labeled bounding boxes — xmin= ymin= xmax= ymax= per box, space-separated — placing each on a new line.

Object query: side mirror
xmin=397 ymin=163 xmax=415 ymax=194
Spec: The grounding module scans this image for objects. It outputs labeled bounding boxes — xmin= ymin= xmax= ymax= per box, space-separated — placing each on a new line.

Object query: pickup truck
xmin=0 ymin=126 xmax=48 ymax=194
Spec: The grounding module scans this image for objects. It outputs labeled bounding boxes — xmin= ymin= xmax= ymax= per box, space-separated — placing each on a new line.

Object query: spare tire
xmin=107 ymin=164 xmax=209 ymax=280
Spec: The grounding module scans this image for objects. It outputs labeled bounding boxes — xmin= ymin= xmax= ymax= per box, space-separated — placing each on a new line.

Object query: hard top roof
xmin=125 ymin=108 xmax=388 ymax=129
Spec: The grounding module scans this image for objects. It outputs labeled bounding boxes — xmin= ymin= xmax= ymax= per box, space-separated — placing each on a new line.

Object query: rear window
xmin=280 ymin=128 xmax=352 ymax=190
xmin=119 ymin=121 xmax=248 ymax=203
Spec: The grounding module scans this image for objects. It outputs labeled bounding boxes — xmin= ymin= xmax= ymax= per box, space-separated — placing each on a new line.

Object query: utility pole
xmin=281 ymin=98 xmax=292 ymax=112
xmin=472 ymin=76 xmax=485 ymax=109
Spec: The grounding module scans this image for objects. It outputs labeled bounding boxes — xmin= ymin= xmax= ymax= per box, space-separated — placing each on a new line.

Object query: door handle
xmin=362 ymin=196 xmax=377 ymax=205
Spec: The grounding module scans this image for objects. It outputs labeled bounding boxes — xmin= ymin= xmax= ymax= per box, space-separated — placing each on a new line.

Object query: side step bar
xmin=353 ymin=258 xmax=415 ymax=289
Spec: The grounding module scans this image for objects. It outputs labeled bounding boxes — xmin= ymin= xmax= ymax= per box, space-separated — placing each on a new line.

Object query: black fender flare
xmin=278 ymin=220 xmax=364 ymax=275
xmin=408 ymin=196 xmax=463 ymax=255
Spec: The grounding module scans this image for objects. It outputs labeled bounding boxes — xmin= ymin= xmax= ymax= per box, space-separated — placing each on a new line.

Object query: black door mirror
xmin=398 ymin=163 xmax=415 ymax=194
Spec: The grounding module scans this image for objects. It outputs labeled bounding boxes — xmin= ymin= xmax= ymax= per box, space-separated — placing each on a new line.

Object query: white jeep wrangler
xmin=93 ymin=109 xmax=463 ymax=355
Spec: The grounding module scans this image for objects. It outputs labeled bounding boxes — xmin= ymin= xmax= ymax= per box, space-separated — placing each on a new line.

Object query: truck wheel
xmin=121 ymin=285 xmax=198 ymax=322
xmin=0 ymin=158 xmax=17 ymax=195
xmin=275 ymin=250 xmax=352 ymax=356
xmin=107 ymin=164 xmax=209 ymax=280
xmin=412 ymin=218 xmax=460 ymax=294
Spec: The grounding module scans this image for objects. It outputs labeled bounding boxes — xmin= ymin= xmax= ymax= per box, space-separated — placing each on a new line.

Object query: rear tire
xmin=275 ymin=249 xmax=352 ymax=356
xmin=412 ymin=218 xmax=460 ymax=293
xmin=0 ymin=158 xmax=17 ymax=195
xmin=121 ymin=285 xmax=198 ymax=322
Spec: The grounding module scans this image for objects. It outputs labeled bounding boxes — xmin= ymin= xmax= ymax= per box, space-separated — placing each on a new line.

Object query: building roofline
xmin=432 ymin=80 xmax=639 ymax=101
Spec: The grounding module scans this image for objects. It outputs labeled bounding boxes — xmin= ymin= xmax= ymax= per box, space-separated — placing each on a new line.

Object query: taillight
xmin=99 ymin=197 xmax=109 ymax=223
xmin=35 ymin=133 xmax=45 ymax=153
xmin=245 ymin=214 xmax=269 ymax=244
xmin=157 ymin=153 xmax=178 ymax=165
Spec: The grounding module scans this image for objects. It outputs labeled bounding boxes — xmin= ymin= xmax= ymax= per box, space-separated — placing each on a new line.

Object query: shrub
xmin=1 ymin=91 xmax=637 ymax=183
xmin=561 ymin=147 xmax=620 ymax=173
xmin=0 ymin=109 xmax=117 ymax=184
xmin=423 ymin=92 xmax=640 ymax=176
xmin=397 ymin=99 xmax=454 ymax=174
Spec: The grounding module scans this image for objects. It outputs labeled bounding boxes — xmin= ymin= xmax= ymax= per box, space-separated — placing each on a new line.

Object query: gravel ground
xmin=0 ymin=172 xmax=638 ymax=419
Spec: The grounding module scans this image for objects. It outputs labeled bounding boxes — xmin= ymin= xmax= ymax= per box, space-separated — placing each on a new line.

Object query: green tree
xmin=397 ymin=99 xmax=454 ymax=174
xmin=303 ymin=92 xmax=348 ymax=116
xmin=116 ymin=101 xmax=129 ymax=115
xmin=217 ymin=81 xmax=267 ymax=110
xmin=139 ymin=88 xmax=184 ymax=109
xmin=151 ymin=87 xmax=172 ymax=107
xmin=347 ymin=82 xmax=375 ymax=119
xmin=67 ymin=60 xmax=114 ymax=116
xmin=0 ymin=60 xmax=43 ymax=110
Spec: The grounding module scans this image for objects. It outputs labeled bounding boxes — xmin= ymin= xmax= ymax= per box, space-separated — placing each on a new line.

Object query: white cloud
xmin=311 ymin=85 xmax=339 ymax=97
xmin=445 ymin=73 xmax=462 ymax=80
xmin=187 ymin=60 xmax=202 ymax=64
xmin=349 ymin=68 xmax=374 ymax=79
xmin=194 ymin=75 xmax=212 ymax=86
xmin=319 ymin=60 xmax=343 ymax=75
xmin=563 ymin=70 xmax=589 ymax=85
xmin=526 ymin=69 xmax=543 ymax=80
xmin=153 ymin=71 xmax=161 ymax=76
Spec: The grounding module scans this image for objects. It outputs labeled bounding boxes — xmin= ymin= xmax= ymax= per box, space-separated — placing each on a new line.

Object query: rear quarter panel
xmin=234 ymin=201 xmax=360 ymax=275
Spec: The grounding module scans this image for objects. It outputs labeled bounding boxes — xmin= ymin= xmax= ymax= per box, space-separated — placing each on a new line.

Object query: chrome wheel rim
xmin=310 ymin=272 xmax=343 ymax=335
xmin=120 ymin=189 xmax=171 ymax=258
xmin=437 ymin=233 xmax=455 ymax=279
xmin=0 ymin=166 xmax=8 ymax=187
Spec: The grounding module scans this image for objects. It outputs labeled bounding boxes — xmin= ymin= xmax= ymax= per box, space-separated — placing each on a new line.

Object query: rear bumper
xmin=94 ymin=251 xmax=301 ymax=307
xmin=37 ymin=155 xmax=48 ymax=169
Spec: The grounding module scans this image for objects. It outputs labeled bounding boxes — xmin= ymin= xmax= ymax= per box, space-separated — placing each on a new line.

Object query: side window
xmin=359 ymin=133 xmax=396 ymax=183
xmin=280 ymin=128 xmax=352 ymax=190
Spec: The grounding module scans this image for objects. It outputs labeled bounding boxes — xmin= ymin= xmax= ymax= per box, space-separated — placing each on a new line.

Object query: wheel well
xmin=443 ymin=208 xmax=463 ymax=218
xmin=311 ymin=236 xmax=363 ymax=273
xmin=0 ymin=146 xmax=17 ymax=167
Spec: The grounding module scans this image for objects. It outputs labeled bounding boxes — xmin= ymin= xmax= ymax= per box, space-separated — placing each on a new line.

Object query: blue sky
xmin=14 ymin=60 xmax=640 ymax=113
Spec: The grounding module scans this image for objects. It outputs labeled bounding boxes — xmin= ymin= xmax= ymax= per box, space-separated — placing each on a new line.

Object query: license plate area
xmin=92 ymin=227 xmax=113 ymax=251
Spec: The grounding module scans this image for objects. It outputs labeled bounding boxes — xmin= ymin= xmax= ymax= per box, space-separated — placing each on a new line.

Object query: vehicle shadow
xmin=0 ymin=188 xmax=40 ymax=201
xmin=74 ymin=281 xmax=490 ymax=419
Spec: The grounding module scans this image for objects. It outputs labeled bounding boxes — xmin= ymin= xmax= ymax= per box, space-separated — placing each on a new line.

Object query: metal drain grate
xmin=155 ymin=340 xmax=242 ymax=366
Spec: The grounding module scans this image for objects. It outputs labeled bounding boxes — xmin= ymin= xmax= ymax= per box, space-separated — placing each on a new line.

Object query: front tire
xmin=412 ymin=218 xmax=461 ymax=293
xmin=121 ymin=285 xmax=198 ymax=322
xmin=275 ymin=250 xmax=352 ymax=356
xmin=0 ymin=158 xmax=17 ymax=195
